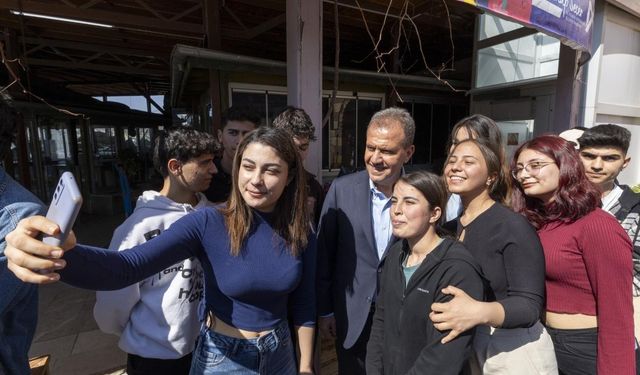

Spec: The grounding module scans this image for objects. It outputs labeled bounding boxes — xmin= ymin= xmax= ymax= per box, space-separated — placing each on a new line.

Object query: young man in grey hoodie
xmin=93 ymin=127 xmax=219 ymax=375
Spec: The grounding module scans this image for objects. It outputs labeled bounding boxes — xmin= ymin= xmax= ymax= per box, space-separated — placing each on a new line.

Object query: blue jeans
xmin=0 ymin=260 xmax=39 ymax=375
xmin=190 ymin=320 xmax=296 ymax=375
xmin=0 ymin=171 xmax=44 ymax=375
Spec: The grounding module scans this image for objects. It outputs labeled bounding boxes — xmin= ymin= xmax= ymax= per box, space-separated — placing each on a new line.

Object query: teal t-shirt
xmin=401 ymin=239 xmax=444 ymax=286
xmin=402 ymin=262 xmax=420 ymax=286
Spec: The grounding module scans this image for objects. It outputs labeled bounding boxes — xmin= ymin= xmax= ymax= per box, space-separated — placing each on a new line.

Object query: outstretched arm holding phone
xmin=6 ymin=207 xmax=205 ymax=289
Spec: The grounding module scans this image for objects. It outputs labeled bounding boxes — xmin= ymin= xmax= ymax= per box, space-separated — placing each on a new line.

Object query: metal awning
xmin=170 ymin=44 xmax=470 ymax=107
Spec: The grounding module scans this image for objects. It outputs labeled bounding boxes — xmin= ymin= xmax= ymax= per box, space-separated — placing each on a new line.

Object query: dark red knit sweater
xmin=538 ymin=208 xmax=634 ymax=375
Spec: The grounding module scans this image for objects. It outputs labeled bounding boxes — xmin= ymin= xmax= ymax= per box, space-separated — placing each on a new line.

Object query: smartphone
xmin=43 ymin=172 xmax=83 ymax=247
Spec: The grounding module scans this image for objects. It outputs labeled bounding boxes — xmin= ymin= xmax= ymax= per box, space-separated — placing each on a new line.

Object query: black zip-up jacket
xmin=366 ymin=238 xmax=485 ymax=375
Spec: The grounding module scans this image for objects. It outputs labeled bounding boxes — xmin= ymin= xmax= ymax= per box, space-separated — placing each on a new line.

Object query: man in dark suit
xmin=317 ymin=107 xmax=415 ymax=374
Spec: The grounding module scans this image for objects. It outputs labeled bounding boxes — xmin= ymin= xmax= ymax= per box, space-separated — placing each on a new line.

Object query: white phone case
xmin=43 ymin=172 xmax=83 ymax=247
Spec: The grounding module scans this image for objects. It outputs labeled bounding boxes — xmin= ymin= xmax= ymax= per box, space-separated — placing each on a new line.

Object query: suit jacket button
xmin=366 ymin=296 xmax=372 ymax=302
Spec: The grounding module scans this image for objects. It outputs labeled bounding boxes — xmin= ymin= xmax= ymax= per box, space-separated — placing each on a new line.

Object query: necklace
xmin=457 ymin=222 xmax=468 ymax=241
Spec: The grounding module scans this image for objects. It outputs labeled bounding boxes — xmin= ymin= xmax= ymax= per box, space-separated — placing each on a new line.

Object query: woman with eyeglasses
xmin=431 ymin=138 xmax=557 ymax=374
xmin=511 ymin=135 xmax=634 ymax=375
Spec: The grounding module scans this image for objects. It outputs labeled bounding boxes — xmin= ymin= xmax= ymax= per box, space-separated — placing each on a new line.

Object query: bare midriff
xmin=207 ymin=313 xmax=272 ymax=339
xmin=545 ymin=311 xmax=598 ymax=329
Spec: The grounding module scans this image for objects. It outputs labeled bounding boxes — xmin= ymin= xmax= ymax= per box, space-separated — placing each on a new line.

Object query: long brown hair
xmin=447 ymin=138 xmax=510 ymax=204
xmin=219 ymin=127 xmax=309 ymax=256
xmin=447 ymin=115 xmax=511 ymax=202
xmin=447 ymin=114 xmax=505 ymax=162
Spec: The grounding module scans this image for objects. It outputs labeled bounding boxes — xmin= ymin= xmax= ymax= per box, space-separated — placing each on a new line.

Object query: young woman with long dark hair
xmin=4 ymin=127 xmax=317 ymax=375
xmin=444 ymin=114 xmax=507 ymax=222
xmin=431 ymin=138 xmax=557 ymax=374
xmin=366 ymin=171 xmax=484 ymax=375
xmin=511 ymin=135 xmax=634 ymax=375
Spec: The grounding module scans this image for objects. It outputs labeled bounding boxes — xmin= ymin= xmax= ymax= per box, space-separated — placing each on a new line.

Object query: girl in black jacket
xmin=366 ymin=171 xmax=485 ymax=375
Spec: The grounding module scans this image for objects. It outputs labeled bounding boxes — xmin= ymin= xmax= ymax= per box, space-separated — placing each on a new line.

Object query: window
xmin=92 ymin=126 xmax=117 ymax=159
xmin=497 ymin=120 xmax=534 ymax=160
xmin=475 ymin=14 xmax=560 ymax=88
xmin=322 ymin=96 xmax=383 ymax=171
xmin=122 ymin=127 xmax=153 ymax=154
xmin=478 ymin=13 xmax=523 ymax=40
xmin=228 ymin=83 xmax=385 ymax=171
xmin=119 ymin=127 xmax=155 ymax=183
xmin=38 ymin=122 xmax=71 ymax=162
xmin=230 ymin=86 xmax=286 ymax=125
xmin=398 ymin=100 xmax=468 ymax=170
xmin=36 ymin=120 xmax=77 ymax=199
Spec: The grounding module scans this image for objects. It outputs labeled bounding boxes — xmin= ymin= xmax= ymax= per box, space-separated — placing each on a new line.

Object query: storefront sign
xmin=461 ymin=0 xmax=594 ymax=52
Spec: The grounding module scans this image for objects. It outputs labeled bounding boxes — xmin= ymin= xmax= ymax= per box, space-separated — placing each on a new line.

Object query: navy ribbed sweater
xmin=60 ymin=207 xmax=316 ymax=331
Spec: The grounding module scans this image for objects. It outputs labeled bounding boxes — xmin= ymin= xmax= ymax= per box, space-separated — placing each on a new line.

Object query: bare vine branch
xmin=353 ymin=0 xmax=466 ymax=96
xmin=354 ymin=0 xmax=402 ymax=102
xmin=0 ymin=41 xmax=87 ymax=118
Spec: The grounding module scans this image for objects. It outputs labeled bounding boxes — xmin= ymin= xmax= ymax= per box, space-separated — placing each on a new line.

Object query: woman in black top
xmin=366 ymin=171 xmax=485 ymax=375
xmin=431 ymin=139 xmax=557 ymax=374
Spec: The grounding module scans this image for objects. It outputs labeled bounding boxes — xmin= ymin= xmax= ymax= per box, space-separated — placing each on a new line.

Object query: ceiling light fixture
xmin=10 ymin=10 xmax=114 ymax=28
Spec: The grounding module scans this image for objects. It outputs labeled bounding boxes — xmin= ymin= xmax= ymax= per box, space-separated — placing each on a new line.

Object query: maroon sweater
xmin=538 ymin=208 xmax=634 ymax=375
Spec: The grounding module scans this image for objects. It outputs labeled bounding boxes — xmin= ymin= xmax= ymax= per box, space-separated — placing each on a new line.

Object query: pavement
xmin=28 ymin=212 xmax=127 ymax=375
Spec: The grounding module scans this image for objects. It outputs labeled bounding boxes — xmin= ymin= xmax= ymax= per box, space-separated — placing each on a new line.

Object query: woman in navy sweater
xmin=5 ymin=127 xmax=316 ymax=375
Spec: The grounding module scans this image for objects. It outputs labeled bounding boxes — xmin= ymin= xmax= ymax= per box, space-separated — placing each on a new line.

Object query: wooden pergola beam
xmin=19 ymin=37 xmax=166 ymax=59
xmin=0 ymin=17 xmax=200 ymax=46
xmin=79 ymin=0 xmax=103 ymax=10
xmin=130 ymin=82 xmax=166 ymax=115
xmin=242 ymin=13 xmax=285 ymax=40
xmin=26 ymin=58 xmax=167 ymax=76
xmin=1 ymin=0 xmax=203 ymax=35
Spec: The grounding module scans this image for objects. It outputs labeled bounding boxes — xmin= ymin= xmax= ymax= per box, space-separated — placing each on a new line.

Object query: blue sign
xmin=463 ymin=0 xmax=594 ymax=52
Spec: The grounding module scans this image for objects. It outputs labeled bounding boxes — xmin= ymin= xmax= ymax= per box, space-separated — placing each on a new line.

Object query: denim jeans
xmin=190 ymin=320 xmax=296 ymax=374
xmin=0 ymin=267 xmax=38 ymax=375
xmin=0 ymin=169 xmax=45 ymax=375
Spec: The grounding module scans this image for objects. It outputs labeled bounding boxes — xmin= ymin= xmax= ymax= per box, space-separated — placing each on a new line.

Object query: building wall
xmin=583 ymin=1 xmax=640 ymax=185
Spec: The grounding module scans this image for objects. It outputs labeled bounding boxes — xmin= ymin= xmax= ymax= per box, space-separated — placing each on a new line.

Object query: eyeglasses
xmin=511 ymin=161 xmax=555 ymax=179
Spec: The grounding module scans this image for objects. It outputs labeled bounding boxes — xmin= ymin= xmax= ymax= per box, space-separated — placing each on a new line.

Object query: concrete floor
xmin=28 ymin=212 xmax=127 ymax=375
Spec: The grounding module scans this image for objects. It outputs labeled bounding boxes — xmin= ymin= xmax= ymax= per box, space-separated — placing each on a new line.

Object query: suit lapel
xmin=380 ymin=234 xmax=398 ymax=262
xmin=356 ymin=172 xmax=377 ymax=257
